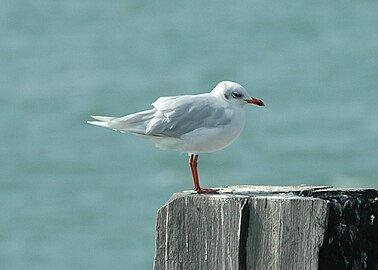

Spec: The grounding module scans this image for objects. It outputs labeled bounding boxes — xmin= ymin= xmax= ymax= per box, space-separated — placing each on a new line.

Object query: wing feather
xmin=95 ymin=94 xmax=233 ymax=138
xmin=146 ymin=94 xmax=232 ymax=137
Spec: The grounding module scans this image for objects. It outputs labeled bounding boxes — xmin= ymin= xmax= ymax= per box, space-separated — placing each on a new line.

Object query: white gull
xmin=88 ymin=81 xmax=265 ymax=193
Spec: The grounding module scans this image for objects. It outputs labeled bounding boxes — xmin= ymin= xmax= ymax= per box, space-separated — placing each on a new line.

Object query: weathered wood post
xmin=154 ymin=186 xmax=378 ymax=270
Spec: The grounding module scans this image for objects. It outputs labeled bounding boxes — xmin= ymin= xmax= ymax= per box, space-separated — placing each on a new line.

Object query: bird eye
xmin=231 ymin=91 xmax=242 ymax=98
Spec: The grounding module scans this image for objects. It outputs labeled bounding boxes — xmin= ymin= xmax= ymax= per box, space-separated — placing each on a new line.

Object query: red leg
xmin=189 ymin=154 xmax=218 ymax=194
xmin=189 ymin=154 xmax=200 ymax=191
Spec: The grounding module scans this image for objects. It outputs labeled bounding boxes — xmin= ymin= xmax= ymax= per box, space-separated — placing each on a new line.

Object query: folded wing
xmin=89 ymin=94 xmax=232 ymax=138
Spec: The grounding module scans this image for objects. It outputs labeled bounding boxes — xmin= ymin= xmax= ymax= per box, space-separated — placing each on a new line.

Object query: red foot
xmin=195 ymin=188 xmax=219 ymax=194
xmin=189 ymin=154 xmax=219 ymax=194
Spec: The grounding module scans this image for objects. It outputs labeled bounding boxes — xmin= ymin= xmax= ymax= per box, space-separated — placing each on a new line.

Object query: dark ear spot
xmin=224 ymin=94 xmax=229 ymax=100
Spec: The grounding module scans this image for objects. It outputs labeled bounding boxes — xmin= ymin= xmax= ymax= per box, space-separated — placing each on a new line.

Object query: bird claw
xmin=195 ymin=188 xmax=219 ymax=194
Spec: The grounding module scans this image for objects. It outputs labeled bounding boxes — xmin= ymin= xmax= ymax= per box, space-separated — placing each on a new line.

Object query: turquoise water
xmin=1 ymin=1 xmax=377 ymax=269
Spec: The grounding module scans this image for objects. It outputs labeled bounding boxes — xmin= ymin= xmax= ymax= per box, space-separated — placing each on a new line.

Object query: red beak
xmin=246 ymin=97 xmax=265 ymax=106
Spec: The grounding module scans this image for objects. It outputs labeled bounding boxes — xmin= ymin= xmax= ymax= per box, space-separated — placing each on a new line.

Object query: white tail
xmin=87 ymin=115 xmax=115 ymax=128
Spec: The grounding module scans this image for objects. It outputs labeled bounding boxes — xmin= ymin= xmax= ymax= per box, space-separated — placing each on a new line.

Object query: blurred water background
xmin=1 ymin=1 xmax=377 ymax=269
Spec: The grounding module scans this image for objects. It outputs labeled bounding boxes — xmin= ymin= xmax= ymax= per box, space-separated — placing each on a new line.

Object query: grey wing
xmin=145 ymin=95 xmax=232 ymax=138
xmin=107 ymin=109 xmax=157 ymax=134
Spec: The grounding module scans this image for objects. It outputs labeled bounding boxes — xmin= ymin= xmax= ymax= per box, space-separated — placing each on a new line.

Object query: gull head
xmin=211 ymin=81 xmax=265 ymax=107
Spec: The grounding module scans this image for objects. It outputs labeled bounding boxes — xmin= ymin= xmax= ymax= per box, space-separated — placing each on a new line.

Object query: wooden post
xmin=154 ymin=186 xmax=378 ymax=270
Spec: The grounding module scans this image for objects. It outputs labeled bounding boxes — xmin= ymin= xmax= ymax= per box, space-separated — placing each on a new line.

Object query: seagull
xmin=87 ymin=81 xmax=265 ymax=193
